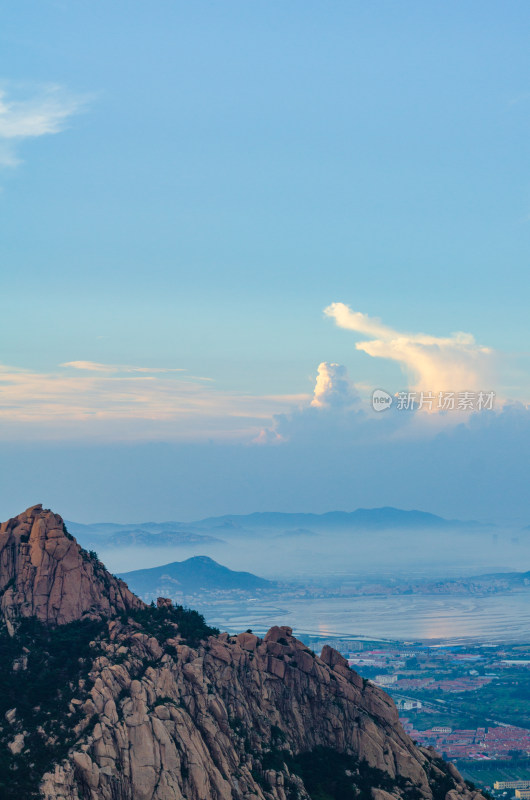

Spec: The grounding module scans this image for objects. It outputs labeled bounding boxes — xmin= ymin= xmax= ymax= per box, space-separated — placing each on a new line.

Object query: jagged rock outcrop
xmin=0 ymin=506 xmax=485 ymax=800
xmin=0 ymin=505 xmax=143 ymax=627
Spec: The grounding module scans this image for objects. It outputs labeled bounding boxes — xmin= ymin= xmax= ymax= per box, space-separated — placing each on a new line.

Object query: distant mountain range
xmin=104 ymin=530 xmax=223 ymax=547
xmin=66 ymin=520 xmax=192 ymax=535
xmin=194 ymin=507 xmax=491 ymax=531
xmin=66 ymin=521 xmax=223 ymax=550
xmin=67 ymin=506 xmax=494 ymax=549
xmin=118 ymin=555 xmax=273 ymax=598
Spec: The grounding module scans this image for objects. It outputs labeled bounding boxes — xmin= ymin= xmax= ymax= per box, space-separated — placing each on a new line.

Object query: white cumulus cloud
xmin=324 ymin=302 xmax=494 ymax=397
xmin=311 ymin=362 xmax=359 ymax=409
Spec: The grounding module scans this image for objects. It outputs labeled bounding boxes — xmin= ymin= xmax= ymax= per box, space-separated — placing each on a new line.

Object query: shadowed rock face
xmin=0 ymin=504 xmax=143 ymax=627
xmin=38 ymin=623 xmax=482 ymax=800
xmin=0 ymin=506 xmax=484 ymax=800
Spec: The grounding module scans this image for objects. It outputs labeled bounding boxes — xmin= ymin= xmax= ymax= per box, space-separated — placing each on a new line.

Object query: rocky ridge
xmin=0 ymin=506 xmax=485 ymax=800
xmin=0 ymin=504 xmax=143 ymax=628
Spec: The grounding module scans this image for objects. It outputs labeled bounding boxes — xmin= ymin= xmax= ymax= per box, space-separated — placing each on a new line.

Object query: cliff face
xmin=0 ymin=505 xmax=143 ymax=628
xmin=0 ymin=506 xmax=483 ymax=800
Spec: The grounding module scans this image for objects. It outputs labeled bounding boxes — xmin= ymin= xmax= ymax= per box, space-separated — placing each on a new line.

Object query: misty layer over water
xmin=93 ymin=525 xmax=530 ymax=644
xmin=99 ymin=528 xmax=529 ymax=579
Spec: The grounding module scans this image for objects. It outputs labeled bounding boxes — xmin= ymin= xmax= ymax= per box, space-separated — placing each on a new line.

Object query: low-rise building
xmin=375 ymin=675 xmax=398 ymax=686
xmin=395 ymin=699 xmax=422 ymax=711
xmin=494 ymin=782 xmax=530 ymax=791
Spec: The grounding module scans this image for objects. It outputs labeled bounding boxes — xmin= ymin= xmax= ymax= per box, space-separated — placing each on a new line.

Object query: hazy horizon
xmin=1 ymin=2 xmax=529 ymax=537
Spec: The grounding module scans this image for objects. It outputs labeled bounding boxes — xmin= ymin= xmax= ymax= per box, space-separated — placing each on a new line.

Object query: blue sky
xmin=1 ymin=2 xmax=529 ymax=521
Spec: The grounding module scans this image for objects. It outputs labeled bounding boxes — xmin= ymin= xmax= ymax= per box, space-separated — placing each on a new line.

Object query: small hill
xmin=118 ymin=555 xmax=272 ymax=597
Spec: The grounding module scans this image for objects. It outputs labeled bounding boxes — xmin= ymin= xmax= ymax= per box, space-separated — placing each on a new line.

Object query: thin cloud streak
xmin=0 ymin=83 xmax=87 ymax=168
xmin=62 ymin=361 xmax=187 ymax=374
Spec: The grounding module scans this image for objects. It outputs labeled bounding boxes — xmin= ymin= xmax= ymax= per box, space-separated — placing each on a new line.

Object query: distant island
xmin=118 ymin=555 xmax=274 ymax=600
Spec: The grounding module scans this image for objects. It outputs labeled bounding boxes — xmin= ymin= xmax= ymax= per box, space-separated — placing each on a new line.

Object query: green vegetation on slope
xmin=455 ymin=759 xmax=530 ymax=792
xmin=123 ymin=602 xmax=219 ymax=646
xmin=454 ymin=677 xmax=530 ymax=729
xmin=397 ymin=673 xmax=530 ymax=731
xmin=255 ymin=745 xmax=432 ymax=800
xmin=0 ymin=616 xmax=106 ymax=799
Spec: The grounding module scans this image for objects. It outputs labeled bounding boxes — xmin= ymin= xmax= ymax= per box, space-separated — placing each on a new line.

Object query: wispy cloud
xmin=0 ymin=83 xmax=86 ymax=167
xmin=62 ymin=361 xmax=188 ymax=374
xmin=0 ymin=362 xmax=307 ymax=442
xmin=324 ymin=302 xmax=495 ymax=396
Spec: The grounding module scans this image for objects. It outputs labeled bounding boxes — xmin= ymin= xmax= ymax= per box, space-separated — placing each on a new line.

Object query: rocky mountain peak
xmin=0 ymin=504 xmax=143 ymax=628
xmin=0 ymin=506 xmax=485 ymax=800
